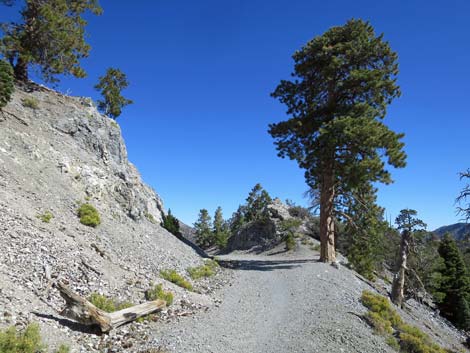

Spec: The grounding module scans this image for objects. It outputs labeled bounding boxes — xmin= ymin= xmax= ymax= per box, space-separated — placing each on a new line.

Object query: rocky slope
xmin=0 ymin=84 xmax=212 ymax=351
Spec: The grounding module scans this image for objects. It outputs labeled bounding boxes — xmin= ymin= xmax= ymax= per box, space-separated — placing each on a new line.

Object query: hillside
xmin=0 ymin=84 xmax=213 ymax=352
xmin=433 ymin=223 xmax=470 ymax=240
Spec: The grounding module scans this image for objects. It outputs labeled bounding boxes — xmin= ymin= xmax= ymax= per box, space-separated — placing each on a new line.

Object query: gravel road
xmin=152 ymin=246 xmax=395 ymax=353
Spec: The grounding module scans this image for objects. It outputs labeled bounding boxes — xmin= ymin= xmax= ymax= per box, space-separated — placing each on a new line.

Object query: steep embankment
xmin=0 ymin=84 xmax=209 ymax=351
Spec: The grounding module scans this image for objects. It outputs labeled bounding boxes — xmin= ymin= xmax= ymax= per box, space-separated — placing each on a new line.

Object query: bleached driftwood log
xmin=56 ymin=281 xmax=166 ymax=333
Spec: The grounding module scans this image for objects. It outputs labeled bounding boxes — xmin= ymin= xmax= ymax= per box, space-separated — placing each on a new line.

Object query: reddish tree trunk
xmin=319 ymin=169 xmax=336 ymax=263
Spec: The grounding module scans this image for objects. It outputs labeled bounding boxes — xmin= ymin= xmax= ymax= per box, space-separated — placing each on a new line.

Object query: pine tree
xmin=244 ymin=183 xmax=272 ymax=222
xmin=161 ymin=209 xmax=181 ymax=237
xmin=1 ymin=0 xmax=102 ymax=82
xmin=229 ymin=205 xmax=247 ymax=235
xmin=344 ymin=184 xmax=387 ymax=281
xmin=0 ymin=60 xmax=14 ymax=109
xmin=457 ymin=169 xmax=470 ymax=221
xmin=269 ymin=19 xmax=406 ymax=262
xmin=436 ymin=234 xmax=470 ymax=330
xmin=194 ymin=209 xmax=213 ymax=248
xmin=213 ymin=206 xmax=229 ymax=249
xmin=94 ymin=68 xmax=133 ymax=119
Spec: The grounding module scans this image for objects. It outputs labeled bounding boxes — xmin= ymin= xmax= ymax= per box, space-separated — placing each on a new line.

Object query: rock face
xmin=226 ymin=198 xmax=311 ymax=252
xmin=0 ymin=84 xmax=207 ymax=351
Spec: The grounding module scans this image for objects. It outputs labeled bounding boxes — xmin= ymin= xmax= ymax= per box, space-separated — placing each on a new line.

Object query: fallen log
xmin=55 ymin=281 xmax=166 ymax=332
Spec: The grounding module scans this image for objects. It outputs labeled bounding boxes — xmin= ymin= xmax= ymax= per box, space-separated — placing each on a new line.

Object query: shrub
xmin=0 ymin=60 xmax=14 ymax=109
xmin=21 ymin=97 xmax=39 ymax=109
xmin=145 ymin=212 xmax=157 ymax=224
xmin=77 ymin=203 xmax=101 ymax=227
xmin=55 ymin=345 xmax=71 ymax=353
xmin=285 ymin=233 xmax=296 ymax=250
xmin=0 ymin=323 xmax=44 ymax=353
xmin=145 ymin=284 xmax=174 ymax=306
xmin=160 ymin=269 xmax=193 ymax=291
xmin=37 ymin=211 xmax=54 ymax=223
xmin=88 ymin=293 xmax=116 ymax=312
xmin=187 ymin=260 xmax=219 ymax=280
xmin=361 ymin=291 xmax=447 ymax=353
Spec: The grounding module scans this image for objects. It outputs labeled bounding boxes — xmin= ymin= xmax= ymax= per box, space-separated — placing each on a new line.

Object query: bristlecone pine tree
xmin=194 ymin=209 xmax=213 ymax=248
xmin=436 ymin=234 xmax=470 ymax=330
xmin=457 ymin=169 xmax=470 ymax=221
xmin=391 ymin=209 xmax=426 ymax=307
xmin=244 ymin=183 xmax=272 ymax=222
xmin=95 ymin=68 xmax=133 ymax=119
xmin=269 ymin=19 xmax=406 ymax=262
xmin=0 ymin=0 xmax=102 ymax=82
xmin=0 ymin=60 xmax=14 ymax=109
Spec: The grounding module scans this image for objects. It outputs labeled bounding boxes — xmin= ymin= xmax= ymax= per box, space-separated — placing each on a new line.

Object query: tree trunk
xmin=56 ymin=282 xmax=166 ymax=332
xmin=391 ymin=230 xmax=411 ymax=307
xmin=319 ymin=169 xmax=336 ymax=263
xmin=14 ymin=57 xmax=28 ymax=82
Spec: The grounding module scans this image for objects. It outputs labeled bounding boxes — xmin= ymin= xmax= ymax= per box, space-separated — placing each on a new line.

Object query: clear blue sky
xmin=2 ymin=0 xmax=469 ymax=230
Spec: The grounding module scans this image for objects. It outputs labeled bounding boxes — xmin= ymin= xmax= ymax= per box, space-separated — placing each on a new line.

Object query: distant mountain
xmin=433 ymin=223 xmax=470 ymax=241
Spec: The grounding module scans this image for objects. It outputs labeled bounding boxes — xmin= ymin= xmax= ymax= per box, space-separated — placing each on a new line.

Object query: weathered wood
xmin=56 ymin=281 xmax=166 ymax=332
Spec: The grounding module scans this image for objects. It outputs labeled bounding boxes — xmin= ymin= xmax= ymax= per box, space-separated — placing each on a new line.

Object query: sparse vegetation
xmin=361 ymin=290 xmax=447 ymax=353
xmin=88 ymin=293 xmax=134 ymax=313
xmin=160 ymin=269 xmax=193 ymax=291
xmin=145 ymin=212 xmax=157 ymax=224
xmin=36 ymin=211 xmax=54 ymax=223
xmin=0 ymin=323 xmax=69 ymax=353
xmin=77 ymin=203 xmax=101 ymax=227
xmin=187 ymin=260 xmax=219 ymax=280
xmin=21 ymin=97 xmax=39 ymax=109
xmin=145 ymin=283 xmax=174 ymax=306
xmin=161 ymin=209 xmax=181 ymax=236
xmin=0 ymin=60 xmax=14 ymax=109
xmin=285 ymin=233 xmax=295 ymax=251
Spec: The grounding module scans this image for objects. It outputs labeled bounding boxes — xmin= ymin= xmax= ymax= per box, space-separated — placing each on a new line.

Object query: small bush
xmin=160 ymin=269 xmax=193 ymax=291
xmin=145 ymin=284 xmax=174 ymax=306
xmin=37 ymin=211 xmax=54 ymax=223
xmin=0 ymin=323 xmax=44 ymax=353
xmin=285 ymin=233 xmax=295 ymax=250
xmin=21 ymin=97 xmax=39 ymax=109
xmin=77 ymin=203 xmax=101 ymax=227
xmin=88 ymin=293 xmax=116 ymax=312
xmin=288 ymin=205 xmax=311 ymax=219
xmin=0 ymin=60 xmax=14 ymax=109
xmin=187 ymin=260 xmax=219 ymax=280
xmin=385 ymin=336 xmax=400 ymax=351
xmin=55 ymin=345 xmax=71 ymax=353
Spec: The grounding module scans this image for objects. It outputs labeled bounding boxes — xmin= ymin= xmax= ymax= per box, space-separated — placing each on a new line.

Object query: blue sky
xmin=1 ymin=0 xmax=469 ymax=229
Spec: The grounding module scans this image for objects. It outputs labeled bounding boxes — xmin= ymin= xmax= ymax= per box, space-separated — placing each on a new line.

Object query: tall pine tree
xmin=194 ymin=209 xmax=213 ymax=248
xmin=269 ymin=19 xmax=406 ymax=262
xmin=213 ymin=206 xmax=229 ymax=249
xmin=436 ymin=234 xmax=470 ymax=330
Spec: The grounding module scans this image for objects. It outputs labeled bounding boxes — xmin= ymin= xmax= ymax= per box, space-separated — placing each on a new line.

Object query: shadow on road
xmin=217 ymin=258 xmax=316 ymax=272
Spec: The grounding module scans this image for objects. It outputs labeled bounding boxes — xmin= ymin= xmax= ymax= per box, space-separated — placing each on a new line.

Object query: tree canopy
xmin=1 ymin=0 xmax=102 ymax=82
xmin=269 ymin=19 xmax=406 ymax=262
xmin=94 ymin=67 xmax=133 ymax=119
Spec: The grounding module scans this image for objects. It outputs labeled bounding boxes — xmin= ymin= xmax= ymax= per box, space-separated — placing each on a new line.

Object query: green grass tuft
xmin=36 ymin=211 xmax=54 ymax=223
xmin=21 ymin=97 xmax=39 ymax=109
xmin=187 ymin=260 xmax=219 ymax=280
xmin=145 ymin=283 xmax=174 ymax=306
xmin=160 ymin=269 xmax=193 ymax=291
xmin=77 ymin=203 xmax=101 ymax=227
xmin=88 ymin=293 xmax=117 ymax=312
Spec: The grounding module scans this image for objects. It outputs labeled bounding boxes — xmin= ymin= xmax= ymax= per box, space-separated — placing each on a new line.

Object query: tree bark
xmin=56 ymin=282 xmax=166 ymax=333
xmin=14 ymin=57 xmax=29 ymax=82
xmin=319 ymin=169 xmax=336 ymax=263
xmin=391 ymin=230 xmax=411 ymax=307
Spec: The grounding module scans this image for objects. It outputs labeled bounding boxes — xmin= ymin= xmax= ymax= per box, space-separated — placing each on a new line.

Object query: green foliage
xmin=284 ymin=233 xmax=295 ymax=251
xmin=213 ymin=206 xmax=229 ymax=249
xmin=145 ymin=212 xmax=156 ymax=224
xmin=160 ymin=269 xmax=193 ymax=291
xmin=77 ymin=203 xmax=100 ymax=227
xmin=1 ymin=0 xmax=102 ymax=82
xmin=435 ymin=234 xmax=470 ymax=330
xmin=95 ymin=67 xmax=133 ymax=119
xmin=187 ymin=260 xmax=219 ymax=280
xmin=279 ymin=218 xmax=301 ymax=251
xmin=194 ymin=209 xmax=214 ymax=248
xmin=344 ymin=184 xmax=388 ymax=281
xmin=36 ymin=210 xmax=53 ymax=223
xmin=145 ymin=284 xmax=174 ymax=306
xmin=395 ymin=209 xmax=427 ymax=233
xmin=0 ymin=60 xmax=14 ymax=109
xmin=21 ymin=97 xmax=39 ymax=109
xmin=161 ymin=209 xmax=181 ymax=236
xmin=269 ymin=19 xmax=406 ymax=260
xmin=55 ymin=345 xmax=70 ymax=353
xmin=361 ymin=291 xmax=447 ymax=353
xmin=0 ymin=323 xmax=44 ymax=353
xmin=88 ymin=292 xmax=117 ymax=313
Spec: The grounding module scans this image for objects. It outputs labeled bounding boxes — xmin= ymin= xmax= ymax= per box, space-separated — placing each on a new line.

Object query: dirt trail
xmin=153 ymin=248 xmax=394 ymax=353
